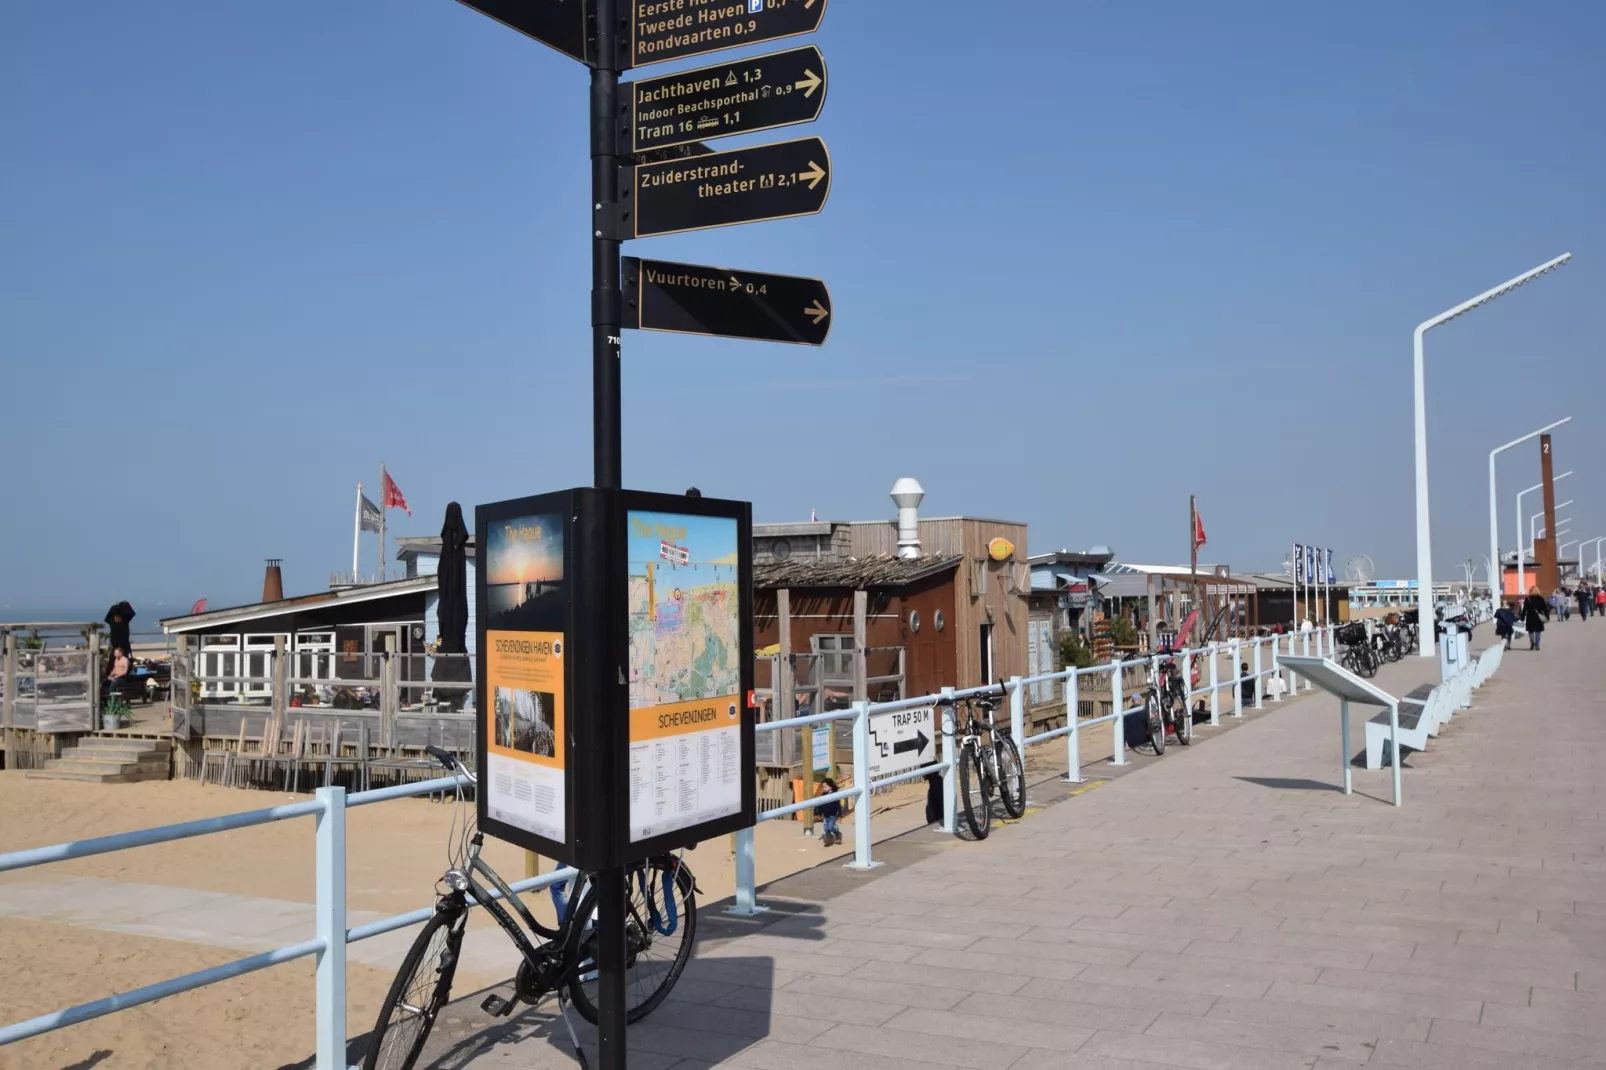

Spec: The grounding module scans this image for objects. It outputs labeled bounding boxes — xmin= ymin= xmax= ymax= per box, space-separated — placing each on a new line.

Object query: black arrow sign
xmin=893 ymin=730 xmax=930 ymax=756
xmin=628 ymin=136 xmax=829 ymax=238
xmin=454 ymin=0 xmax=588 ymax=63
xmin=624 ymin=257 xmax=831 ymax=345
xmin=631 ymin=45 xmax=826 ymax=154
xmin=632 ymin=0 xmax=827 ymax=68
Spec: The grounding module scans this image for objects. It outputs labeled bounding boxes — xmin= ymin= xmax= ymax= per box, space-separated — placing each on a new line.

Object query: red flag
xmin=1192 ymin=506 xmax=1207 ymax=550
xmin=190 ymin=598 xmax=208 ymax=614
xmin=383 ymin=471 xmax=411 ymax=516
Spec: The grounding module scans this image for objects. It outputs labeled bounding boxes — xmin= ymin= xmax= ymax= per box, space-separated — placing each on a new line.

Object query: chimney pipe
xmin=263 ymin=559 xmax=284 ymax=603
xmin=890 ymin=478 xmax=925 ymax=560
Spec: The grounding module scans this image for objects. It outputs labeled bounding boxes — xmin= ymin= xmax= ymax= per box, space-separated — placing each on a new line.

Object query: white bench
xmin=1364 ymin=684 xmax=1435 ymax=769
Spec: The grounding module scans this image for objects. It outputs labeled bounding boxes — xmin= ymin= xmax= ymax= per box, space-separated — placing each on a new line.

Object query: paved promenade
xmin=418 ymin=621 xmax=1606 ymax=1070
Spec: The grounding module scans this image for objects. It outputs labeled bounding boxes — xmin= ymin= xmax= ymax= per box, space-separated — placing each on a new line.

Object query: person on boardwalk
xmin=1596 ymin=585 xmax=1606 ymax=617
xmin=1577 ymin=583 xmax=1594 ymax=621
xmin=814 ymin=777 xmax=843 ymax=847
xmin=1523 ymin=586 xmax=1550 ymax=650
xmin=1494 ymin=602 xmax=1517 ymax=649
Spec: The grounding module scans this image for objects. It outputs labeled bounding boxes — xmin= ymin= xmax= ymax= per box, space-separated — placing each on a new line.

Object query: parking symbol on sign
xmin=748 ymin=0 xmax=763 ymax=12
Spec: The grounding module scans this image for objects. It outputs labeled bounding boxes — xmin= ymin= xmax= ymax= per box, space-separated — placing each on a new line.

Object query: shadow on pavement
xmin=1234 ymin=776 xmax=1343 ymax=792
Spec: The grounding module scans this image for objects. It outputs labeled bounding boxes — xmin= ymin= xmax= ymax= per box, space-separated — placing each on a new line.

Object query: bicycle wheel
xmin=568 ymin=858 xmax=697 ymax=1026
xmin=995 ymin=736 xmax=1026 ymax=818
xmin=363 ymin=903 xmax=466 ymax=1070
xmin=958 ymin=744 xmax=992 ymax=839
xmin=1173 ymin=696 xmax=1192 ymax=746
xmin=1147 ymin=695 xmax=1165 ymax=755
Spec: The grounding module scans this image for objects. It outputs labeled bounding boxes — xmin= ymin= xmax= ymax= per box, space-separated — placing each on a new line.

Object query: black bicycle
xmin=363 ymin=747 xmax=697 ymax=1070
xmin=1142 ymin=652 xmax=1190 ymax=753
xmin=948 ymin=693 xmax=1027 ymax=839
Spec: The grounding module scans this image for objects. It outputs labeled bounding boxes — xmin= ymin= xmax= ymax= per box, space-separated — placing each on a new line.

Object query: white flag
xmin=358 ymin=493 xmax=383 ymax=533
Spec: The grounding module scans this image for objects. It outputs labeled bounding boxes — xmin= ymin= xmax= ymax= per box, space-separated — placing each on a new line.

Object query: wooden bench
xmin=1364 ymin=684 xmax=1436 ymax=769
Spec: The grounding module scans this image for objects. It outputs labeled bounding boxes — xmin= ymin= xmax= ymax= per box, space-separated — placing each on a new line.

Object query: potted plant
xmin=102 ymin=695 xmax=131 ymax=731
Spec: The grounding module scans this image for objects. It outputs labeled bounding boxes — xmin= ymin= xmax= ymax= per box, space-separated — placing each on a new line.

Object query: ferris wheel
xmin=1344 ymin=554 xmax=1376 ymax=584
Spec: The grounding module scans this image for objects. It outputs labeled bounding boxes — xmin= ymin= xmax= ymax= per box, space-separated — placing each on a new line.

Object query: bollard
xmin=1063 ymin=671 xmax=1081 ymax=784
xmin=313 ymin=787 xmax=347 ymax=1070
xmin=1208 ymin=646 xmax=1220 ymax=726
xmin=1110 ymin=663 xmax=1126 ymax=766
xmin=846 ymin=701 xmax=881 ymax=870
xmin=940 ymin=689 xmax=957 ymax=834
xmin=727 ymin=826 xmax=763 ymax=916
xmin=1252 ymin=638 xmax=1264 ymax=709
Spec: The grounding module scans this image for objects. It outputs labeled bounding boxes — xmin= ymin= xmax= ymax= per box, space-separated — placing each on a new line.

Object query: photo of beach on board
xmin=493 ymin=686 xmax=556 ymax=759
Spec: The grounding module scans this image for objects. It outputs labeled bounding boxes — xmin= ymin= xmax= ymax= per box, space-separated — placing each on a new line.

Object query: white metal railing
xmin=0 ymin=775 xmax=575 ymax=1069
xmin=728 ymin=627 xmax=1338 ymax=914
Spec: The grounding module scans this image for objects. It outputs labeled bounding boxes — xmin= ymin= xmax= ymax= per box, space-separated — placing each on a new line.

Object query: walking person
xmin=1523 ymin=587 xmax=1550 ymax=651
xmin=1577 ymin=583 xmax=1593 ymax=621
xmin=813 ymin=777 xmax=843 ymax=847
xmin=1596 ymin=585 xmax=1606 ymax=618
xmin=1494 ymin=602 xmax=1517 ymax=650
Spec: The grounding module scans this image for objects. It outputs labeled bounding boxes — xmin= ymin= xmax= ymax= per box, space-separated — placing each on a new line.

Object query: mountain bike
xmin=948 ymin=693 xmax=1027 ymax=839
xmin=362 ymin=747 xmax=697 ymax=1070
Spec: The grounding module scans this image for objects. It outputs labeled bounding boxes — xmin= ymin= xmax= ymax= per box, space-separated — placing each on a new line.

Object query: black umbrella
xmin=104 ymin=601 xmax=135 ymax=654
xmin=431 ymin=502 xmax=472 ymax=708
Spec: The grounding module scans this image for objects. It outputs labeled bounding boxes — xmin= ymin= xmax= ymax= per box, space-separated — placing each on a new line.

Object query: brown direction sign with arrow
xmin=623 ymin=256 xmax=831 ymax=345
xmin=627 ymin=135 xmax=829 ymax=238
xmin=630 ymin=45 xmax=826 ymax=154
xmin=454 ymin=0 xmax=588 ymax=63
xmin=631 ymin=0 xmax=827 ymax=68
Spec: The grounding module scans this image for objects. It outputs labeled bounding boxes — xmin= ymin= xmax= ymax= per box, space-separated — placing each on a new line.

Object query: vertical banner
xmin=626 ymin=510 xmax=744 ymax=843
xmin=483 ymin=512 xmax=568 ymax=844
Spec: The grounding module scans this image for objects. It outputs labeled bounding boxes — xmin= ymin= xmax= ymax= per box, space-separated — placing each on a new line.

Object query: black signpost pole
xmin=590 ymin=2 xmax=627 ymax=1068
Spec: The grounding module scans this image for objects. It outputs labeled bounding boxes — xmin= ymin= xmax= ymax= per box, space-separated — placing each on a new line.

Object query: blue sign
xmin=1294 ymin=543 xmax=1305 ymax=583
xmin=1326 ymin=548 xmax=1335 ymax=585
xmin=1306 ymin=545 xmax=1315 ymax=584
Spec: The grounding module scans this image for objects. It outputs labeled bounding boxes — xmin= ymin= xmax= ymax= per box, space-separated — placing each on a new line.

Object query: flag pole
xmin=1189 ymin=495 xmax=1199 ymax=644
xmin=353 ymin=483 xmax=363 ymax=579
xmin=378 ymin=463 xmax=387 ymax=584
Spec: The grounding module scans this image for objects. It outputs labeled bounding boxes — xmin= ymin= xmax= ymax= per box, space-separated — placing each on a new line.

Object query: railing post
xmin=1062 ymin=671 xmax=1081 ymax=784
xmin=1270 ymin=636 xmax=1283 ymax=701
xmin=381 ymin=635 xmax=397 ymax=750
xmin=1008 ymin=675 xmax=1024 ymax=755
xmin=1110 ymin=663 xmax=1126 ymax=766
xmin=940 ymin=688 xmax=957 ymax=834
xmin=1300 ymin=631 xmax=1311 ymax=689
xmin=726 ymin=825 xmax=763 ymax=916
xmin=313 ymin=786 xmax=347 ymax=1070
xmin=1228 ymin=639 xmax=1242 ymax=717
xmin=1252 ymin=638 xmax=1264 ymax=709
xmin=846 ymin=701 xmax=880 ymax=870
xmin=1207 ymin=645 xmax=1220 ymax=726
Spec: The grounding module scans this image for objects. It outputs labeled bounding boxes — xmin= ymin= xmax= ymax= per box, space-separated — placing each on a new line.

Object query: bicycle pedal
xmin=480 ymin=993 xmax=516 ymax=1018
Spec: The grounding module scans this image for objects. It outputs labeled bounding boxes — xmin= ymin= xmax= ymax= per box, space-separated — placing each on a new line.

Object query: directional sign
xmin=624 ymin=257 xmax=831 ymax=345
xmin=631 ymin=45 xmax=827 ymax=154
xmin=632 ymin=0 xmax=827 ymax=68
xmin=866 ymin=706 xmax=935 ymax=781
xmin=455 ymin=0 xmax=588 ymax=63
xmin=629 ymin=136 xmax=829 ymax=238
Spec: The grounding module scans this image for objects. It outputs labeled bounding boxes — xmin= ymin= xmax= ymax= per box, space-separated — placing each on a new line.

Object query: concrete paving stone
xmin=1260 ymin=979 xmax=1483 ymax=1023
xmin=1144 ymin=1011 xmax=1378 ymax=1063
xmin=1479 ymin=997 xmax=1606 ymax=1038
xmin=1425 ymin=1018 xmax=1606 ymax=1063
xmin=812 ymin=921 xmax=978 ymax=951
xmin=827 ymin=894 xmax=942 ymax=917
xmin=693 ymin=943 xmax=868 ymax=977
xmin=1076 ymin=962 xmax=1273 ymax=1000
xmin=882 ymin=1005 xmax=1095 ymax=1052
xmin=1367 ymin=1036 xmax=1600 ymax=1070
xmin=1574 ymin=900 xmax=1606 ymax=917
xmin=1022 ymin=923 xmax=1194 ymax=955
xmin=927 ymin=902 xmax=1090 ymax=931
xmin=805 ymin=1021 xmax=1029 ymax=1069
xmin=1363 ymin=950 xmax=1574 ymax=992
xmin=660 ymin=977 xmax=743 ymax=1006
xmin=853 ymin=908 xmax=1035 ymax=942
xmin=1455 ymin=926 xmax=1606 ymax=956
xmin=1327 ymin=902 xmax=1501 ymax=934
xmin=1535 ymin=911 xmax=1606 ymax=936
xmin=678 ymin=958 xmax=807 ymax=991
xmin=1078 ymin=1028 xmax=1353 ymax=1070
xmin=981 ymin=934 xmax=1141 ymax=967
xmin=779 ymin=971 xmax=969 ymax=1011
xmin=722 ymin=1038 xmax=940 ymax=1070
xmin=1074 ymin=911 xmax=1245 ymax=944
xmin=1246 ymin=876 xmax=1410 ymax=902
xmin=1179 ymin=937 xmax=1370 ymax=972
xmin=1408 ymin=939 xmax=1599 ymax=975
xmin=953 ymin=988 xmax=1161 ymax=1034
xmin=1313 ymin=965 xmax=1530 ymax=1006
xmin=1400 ymin=888 xmax=1551 ymax=919
xmin=1019 ymin=975 xmax=1218 ymax=1018
xmin=845 ymin=957 xmax=1029 ymax=996
xmin=1007 ymin=1048 xmax=1199 ymax=1070
xmin=757 ymin=905 xmax=888 ymax=931
xmin=624 ymin=1014 xmax=824 ymax=1058
xmin=1206 ymin=995 xmax=1432 ymax=1042
xmin=710 ymin=982 xmax=903 ymax=1027
xmin=1129 ymin=948 xmax=1321 ymax=985
xmin=912 ymin=945 xmax=1097 ymax=984
xmin=1270 ymin=915 xmax=1465 ymax=947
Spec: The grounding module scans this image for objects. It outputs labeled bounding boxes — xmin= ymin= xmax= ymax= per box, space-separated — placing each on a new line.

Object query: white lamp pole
xmin=1582 ymin=537 xmax=1606 ymax=582
xmin=1532 ymin=501 xmax=1575 ymax=550
xmin=1517 ymin=470 xmax=1573 ymax=596
xmin=1416 ymin=253 xmax=1572 ymax=655
xmin=1488 ymin=417 xmax=1570 ymax=613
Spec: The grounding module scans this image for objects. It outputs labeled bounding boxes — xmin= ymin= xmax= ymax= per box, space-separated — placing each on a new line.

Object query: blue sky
xmin=3 ymin=0 xmax=1603 ymax=613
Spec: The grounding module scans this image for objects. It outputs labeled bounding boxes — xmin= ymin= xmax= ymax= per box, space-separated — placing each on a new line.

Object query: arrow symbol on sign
xmin=804 ymin=300 xmax=829 ymax=325
xmin=730 ymin=275 xmax=741 ymax=289
xmin=800 ymin=160 xmax=826 ymax=190
xmin=795 ymin=68 xmax=822 ymax=98
xmin=804 ymin=0 xmax=817 ymax=7
xmin=893 ymin=730 xmax=930 ymax=756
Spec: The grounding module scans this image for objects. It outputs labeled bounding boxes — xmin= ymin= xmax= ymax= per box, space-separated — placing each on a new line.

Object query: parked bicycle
xmin=1336 ymin=622 xmax=1379 ymax=678
xmin=363 ymin=747 xmax=697 ymax=1070
xmin=1141 ymin=651 xmax=1191 ymax=754
xmin=946 ymin=692 xmax=1027 ymax=839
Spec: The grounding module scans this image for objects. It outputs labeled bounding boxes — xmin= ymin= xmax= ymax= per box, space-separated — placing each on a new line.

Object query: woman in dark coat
xmin=1522 ymin=586 xmax=1550 ymax=651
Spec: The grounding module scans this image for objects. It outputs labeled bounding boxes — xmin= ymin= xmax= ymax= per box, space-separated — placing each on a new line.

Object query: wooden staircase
xmin=27 ymin=736 xmax=172 ymax=784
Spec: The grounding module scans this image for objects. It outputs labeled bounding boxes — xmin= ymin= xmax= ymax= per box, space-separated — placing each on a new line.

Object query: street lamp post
xmin=1416 ymin=253 xmax=1572 ymax=655
xmin=1517 ymin=470 xmax=1573 ymax=596
xmin=1488 ymin=417 xmax=1570 ymax=615
xmin=1581 ymin=537 xmax=1606 ymax=582
xmin=1532 ymin=502 xmax=1575 ymax=551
